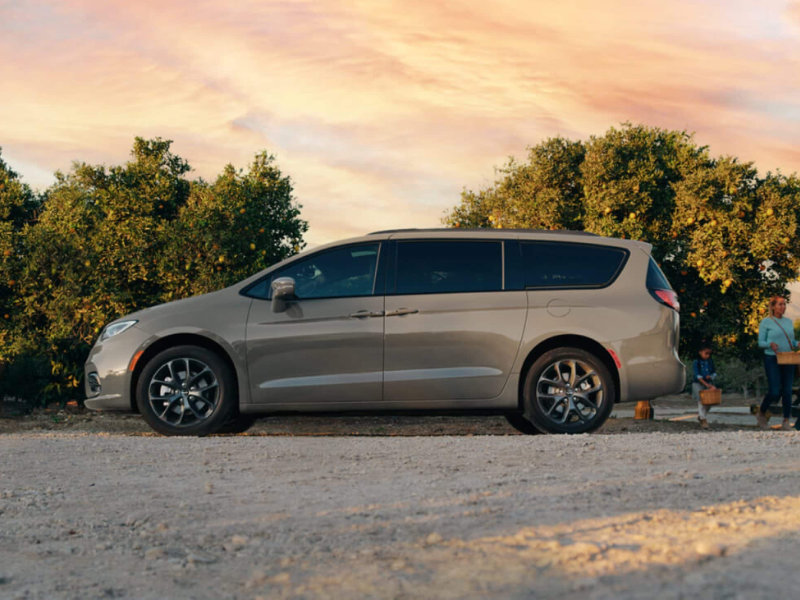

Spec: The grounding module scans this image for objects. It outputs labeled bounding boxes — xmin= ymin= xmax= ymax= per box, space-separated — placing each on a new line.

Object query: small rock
xmin=695 ymin=541 xmax=726 ymax=557
xmin=187 ymin=551 xmax=217 ymax=565
xmin=271 ymin=572 xmax=291 ymax=585
xmin=425 ymin=532 xmax=443 ymax=545
xmin=224 ymin=535 xmax=249 ymax=552
xmin=155 ymin=522 xmax=169 ymax=532
xmin=144 ymin=547 xmax=165 ymax=560
xmin=390 ymin=559 xmax=406 ymax=571
xmin=204 ymin=482 xmax=213 ymax=494
xmin=245 ymin=569 xmax=268 ymax=589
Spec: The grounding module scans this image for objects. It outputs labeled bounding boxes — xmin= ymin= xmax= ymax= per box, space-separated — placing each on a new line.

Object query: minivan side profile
xmin=84 ymin=229 xmax=685 ymax=435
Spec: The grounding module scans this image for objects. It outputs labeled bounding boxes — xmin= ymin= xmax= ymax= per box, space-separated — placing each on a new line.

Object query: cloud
xmin=1 ymin=0 xmax=799 ymax=245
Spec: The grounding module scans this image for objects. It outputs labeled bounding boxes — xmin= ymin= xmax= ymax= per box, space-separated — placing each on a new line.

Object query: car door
xmin=382 ymin=239 xmax=527 ymax=403
xmin=245 ymin=242 xmax=385 ymax=407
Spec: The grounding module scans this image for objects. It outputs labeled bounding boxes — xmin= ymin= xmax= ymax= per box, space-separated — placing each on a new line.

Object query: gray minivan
xmin=85 ymin=229 xmax=684 ymax=435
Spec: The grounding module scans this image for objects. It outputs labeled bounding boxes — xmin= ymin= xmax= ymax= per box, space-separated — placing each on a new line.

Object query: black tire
xmin=522 ymin=347 xmax=614 ymax=434
xmin=216 ymin=414 xmax=257 ymax=434
xmin=136 ymin=345 xmax=236 ymax=436
xmin=504 ymin=413 xmax=541 ymax=435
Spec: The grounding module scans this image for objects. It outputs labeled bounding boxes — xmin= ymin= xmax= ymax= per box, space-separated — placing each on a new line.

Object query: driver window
xmin=268 ymin=243 xmax=380 ymax=300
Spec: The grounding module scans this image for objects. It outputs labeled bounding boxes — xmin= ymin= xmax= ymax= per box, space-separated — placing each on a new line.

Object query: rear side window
xmin=394 ymin=240 xmax=502 ymax=294
xmin=519 ymin=241 xmax=628 ymax=289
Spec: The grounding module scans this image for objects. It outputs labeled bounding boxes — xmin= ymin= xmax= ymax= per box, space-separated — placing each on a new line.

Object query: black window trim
xmin=514 ymin=240 xmax=630 ymax=291
xmin=387 ymin=238 xmax=507 ymax=296
xmin=239 ymin=241 xmax=385 ymax=301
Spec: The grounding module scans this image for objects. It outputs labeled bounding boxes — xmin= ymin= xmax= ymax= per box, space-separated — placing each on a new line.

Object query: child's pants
xmin=692 ymin=382 xmax=712 ymax=419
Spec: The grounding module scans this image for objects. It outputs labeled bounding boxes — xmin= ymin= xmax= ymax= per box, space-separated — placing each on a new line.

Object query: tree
xmin=445 ymin=124 xmax=800 ymax=355
xmin=158 ymin=152 xmax=306 ymax=298
xmin=2 ymin=139 xmax=308 ymax=404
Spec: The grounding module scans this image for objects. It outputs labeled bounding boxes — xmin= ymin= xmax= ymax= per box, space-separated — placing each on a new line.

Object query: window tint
xmin=247 ymin=243 xmax=380 ymax=300
xmin=394 ymin=241 xmax=502 ymax=294
xmin=519 ymin=241 xmax=627 ymax=289
xmin=646 ymin=257 xmax=673 ymax=290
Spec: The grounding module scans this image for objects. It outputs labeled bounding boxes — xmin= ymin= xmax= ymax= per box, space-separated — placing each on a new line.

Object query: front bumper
xmin=84 ymin=325 xmax=151 ymax=411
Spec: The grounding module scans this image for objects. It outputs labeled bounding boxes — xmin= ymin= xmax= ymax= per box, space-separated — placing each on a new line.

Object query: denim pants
xmin=760 ymin=354 xmax=794 ymax=419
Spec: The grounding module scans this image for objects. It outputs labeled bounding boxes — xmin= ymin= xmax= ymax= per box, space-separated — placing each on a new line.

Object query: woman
xmin=756 ymin=296 xmax=798 ymax=430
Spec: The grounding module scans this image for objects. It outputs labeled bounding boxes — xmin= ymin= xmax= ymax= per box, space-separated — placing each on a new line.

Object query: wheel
xmin=136 ymin=345 xmax=236 ymax=436
xmin=521 ymin=347 xmax=614 ymax=434
xmin=504 ymin=413 xmax=541 ymax=435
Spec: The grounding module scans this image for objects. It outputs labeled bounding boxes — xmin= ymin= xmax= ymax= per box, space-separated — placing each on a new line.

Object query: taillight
xmin=651 ymin=288 xmax=680 ymax=311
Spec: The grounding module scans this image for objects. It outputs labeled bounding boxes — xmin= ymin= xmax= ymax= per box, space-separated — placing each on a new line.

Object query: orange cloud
xmin=1 ymin=0 xmax=798 ymax=245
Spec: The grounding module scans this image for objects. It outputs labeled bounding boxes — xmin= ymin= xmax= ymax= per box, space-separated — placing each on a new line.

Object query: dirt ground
xmin=0 ymin=393 xmax=761 ymax=437
xmin=2 ymin=396 xmax=800 ymax=599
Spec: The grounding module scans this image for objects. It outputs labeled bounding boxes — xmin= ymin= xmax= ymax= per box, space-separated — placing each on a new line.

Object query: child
xmin=692 ymin=344 xmax=717 ymax=429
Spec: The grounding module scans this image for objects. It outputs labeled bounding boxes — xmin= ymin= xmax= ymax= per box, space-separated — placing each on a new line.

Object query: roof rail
xmin=368 ymin=227 xmax=599 ymax=236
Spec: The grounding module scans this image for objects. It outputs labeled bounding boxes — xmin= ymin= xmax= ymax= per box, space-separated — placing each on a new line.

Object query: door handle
xmin=349 ymin=310 xmax=384 ymax=319
xmin=386 ymin=307 xmax=419 ymax=317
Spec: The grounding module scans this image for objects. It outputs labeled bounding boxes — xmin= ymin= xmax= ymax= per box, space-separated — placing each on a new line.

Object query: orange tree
xmin=444 ymin=123 xmax=800 ymax=357
xmin=1 ymin=139 xmax=307 ymax=405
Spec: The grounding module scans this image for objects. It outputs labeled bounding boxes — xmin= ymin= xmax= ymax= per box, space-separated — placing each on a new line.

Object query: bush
xmin=0 ymin=139 xmax=307 ymax=407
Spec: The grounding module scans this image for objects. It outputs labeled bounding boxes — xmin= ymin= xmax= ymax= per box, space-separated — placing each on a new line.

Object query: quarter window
xmin=394 ymin=241 xmax=502 ymax=294
xmin=519 ymin=242 xmax=627 ymax=289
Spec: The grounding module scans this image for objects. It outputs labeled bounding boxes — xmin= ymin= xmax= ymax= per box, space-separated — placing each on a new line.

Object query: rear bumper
xmin=621 ymin=353 xmax=685 ymax=402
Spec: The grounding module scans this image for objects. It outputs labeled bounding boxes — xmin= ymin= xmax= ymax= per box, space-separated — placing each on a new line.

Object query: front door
xmin=245 ymin=242 xmax=385 ymax=407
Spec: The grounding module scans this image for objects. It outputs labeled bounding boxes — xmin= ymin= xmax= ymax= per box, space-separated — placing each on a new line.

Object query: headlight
xmin=100 ymin=320 xmax=138 ymax=341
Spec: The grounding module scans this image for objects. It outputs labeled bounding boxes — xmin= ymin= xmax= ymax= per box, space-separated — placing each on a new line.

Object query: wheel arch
xmin=129 ymin=333 xmax=240 ymax=413
xmin=517 ymin=334 xmax=620 ymax=410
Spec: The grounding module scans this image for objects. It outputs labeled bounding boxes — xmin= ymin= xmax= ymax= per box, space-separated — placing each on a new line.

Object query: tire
xmin=521 ymin=347 xmax=614 ymax=434
xmin=216 ymin=414 xmax=257 ymax=434
xmin=136 ymin=345 xmax=236 ymax=436
xmin=504 ymin=413 xmax=541 ymax=435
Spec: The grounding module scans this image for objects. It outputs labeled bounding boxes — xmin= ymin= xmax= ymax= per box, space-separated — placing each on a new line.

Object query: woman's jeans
xmin=760 ymin=354 xmax=795 ymax=419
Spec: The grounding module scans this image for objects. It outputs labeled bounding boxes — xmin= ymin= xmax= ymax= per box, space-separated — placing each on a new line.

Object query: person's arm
xmin=759 ymin=320 xmax=779 ymax=352
xmin=758 ymin=320 xmax=770 ymax=349
xmin=692 ymin=359 xmax=701 ymax=381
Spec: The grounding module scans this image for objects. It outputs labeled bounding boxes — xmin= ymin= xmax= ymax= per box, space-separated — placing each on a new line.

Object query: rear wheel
xmin=521 ymin=347 xmax=614 ymax=434
xmin=136 ymin=345 xmax=236 ymax=436
xmin=504 ymin=413 xmax=541 ymax=435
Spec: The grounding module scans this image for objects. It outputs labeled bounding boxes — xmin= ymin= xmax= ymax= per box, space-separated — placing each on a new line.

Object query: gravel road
xmin=2 ymin=430 xmax=800 ymax=599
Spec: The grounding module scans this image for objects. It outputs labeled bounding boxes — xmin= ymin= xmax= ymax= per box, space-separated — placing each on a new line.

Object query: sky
xmin=1 ymin=0 xmax=800 ymax=248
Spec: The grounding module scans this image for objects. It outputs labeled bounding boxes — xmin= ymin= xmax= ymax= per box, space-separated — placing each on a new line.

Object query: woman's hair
xmin=769 ymin=296 xmax=786 ymax=316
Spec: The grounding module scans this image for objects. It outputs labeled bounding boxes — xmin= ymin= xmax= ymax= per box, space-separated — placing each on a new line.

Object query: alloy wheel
xmin=147 ymin=358 xmax=219 ymax=428
xmin=535 ymin=358 xmax=605 ymax=426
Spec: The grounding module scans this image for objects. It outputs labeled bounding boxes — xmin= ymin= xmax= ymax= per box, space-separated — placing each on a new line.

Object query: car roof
xmin=364 ymin=228 xmax=651 ymax=251
xmin=234 ymin=228 xmax=651 ymax=290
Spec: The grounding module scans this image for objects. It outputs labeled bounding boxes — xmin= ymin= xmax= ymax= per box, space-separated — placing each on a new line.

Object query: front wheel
xmin=521 ymin=347 xmax=614 ymax=434
xmin=136 ymin=345 xmax=236 ymax=436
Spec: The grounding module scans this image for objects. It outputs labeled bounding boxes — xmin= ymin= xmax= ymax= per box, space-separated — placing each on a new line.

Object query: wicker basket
xmin=699 ymin=388 xmax=721 ymax=406
xmin=776 ymin=352 xmax=800 ymax=365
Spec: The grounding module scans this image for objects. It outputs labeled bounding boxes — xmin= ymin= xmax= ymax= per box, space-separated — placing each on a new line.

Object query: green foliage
xmin=0 ymin=139 xmax=307 ymax=407
xmin=445 ymin=123 xmax=800 ymax=357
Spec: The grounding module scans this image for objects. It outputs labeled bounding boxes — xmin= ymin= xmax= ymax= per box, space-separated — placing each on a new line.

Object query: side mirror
xmin=271 ymin=277 xmax=296 ymax=313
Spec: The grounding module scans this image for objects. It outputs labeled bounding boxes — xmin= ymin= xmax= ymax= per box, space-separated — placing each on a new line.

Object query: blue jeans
xmin=760 ymin=354 xmax=794 ymax=419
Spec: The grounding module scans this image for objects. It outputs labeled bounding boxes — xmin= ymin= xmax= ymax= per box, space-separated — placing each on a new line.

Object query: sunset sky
xmin=1 ymin=0 xmax=800 ymax=246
